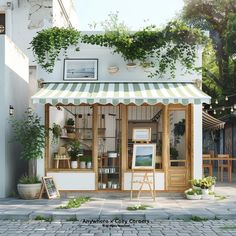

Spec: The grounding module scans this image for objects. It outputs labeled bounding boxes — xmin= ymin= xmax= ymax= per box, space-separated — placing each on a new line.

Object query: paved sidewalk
xmin=0 ymin=183 xmax=235 ymax=221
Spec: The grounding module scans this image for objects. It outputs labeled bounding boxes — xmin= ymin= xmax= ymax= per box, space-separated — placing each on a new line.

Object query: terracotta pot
xmin=17 ymin=183 xmax=42 ymax=200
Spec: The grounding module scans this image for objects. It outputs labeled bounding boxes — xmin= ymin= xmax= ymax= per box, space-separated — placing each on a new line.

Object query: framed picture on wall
xmin=63 ymin=58 xmax=98 ymax=81
xmin=132 ymin=144 xmax=156 ymax=169
xmin=132 ymin=128 xmax=151 ymax=142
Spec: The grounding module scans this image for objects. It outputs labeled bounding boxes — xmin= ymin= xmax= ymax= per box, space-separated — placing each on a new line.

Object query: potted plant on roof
xmin=9 ymin=108 xmax=45 ymax=199
xmin=67 ymin=140 xmax=83 ymax=169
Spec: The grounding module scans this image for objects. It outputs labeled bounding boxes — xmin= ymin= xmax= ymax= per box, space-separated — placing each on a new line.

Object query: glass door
xmin=167 ymin=108 xmax=190 ymax=191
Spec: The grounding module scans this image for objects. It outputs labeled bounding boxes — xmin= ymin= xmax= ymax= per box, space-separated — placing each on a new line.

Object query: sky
xmin=75 ymin=0 xmax=184 ymax=30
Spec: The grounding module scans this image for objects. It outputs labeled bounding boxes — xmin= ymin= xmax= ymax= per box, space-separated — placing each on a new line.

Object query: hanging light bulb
xmin=231 ymin=107 xmax=234 ymax=112
xmin=222 ymin=106 xmax=225 ymax=111
xmin=234 ymin=104 xmax=236 ymax=109
xmin=219 ymin=111 xmax=222 ymax=114
xmin=215 ymin=99 xmax=218 ymax=104
xmin=225 ymin=96 xmax=228 ymax=101
xmin=213 ymin=110 xmax=216 ymax=115
xmin=210 ymin=105 xmax=213 ymax=109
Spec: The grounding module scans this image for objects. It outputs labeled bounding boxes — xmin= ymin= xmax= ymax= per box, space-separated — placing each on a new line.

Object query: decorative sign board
xmin=39 ymin=176 xmax=60 ymax=199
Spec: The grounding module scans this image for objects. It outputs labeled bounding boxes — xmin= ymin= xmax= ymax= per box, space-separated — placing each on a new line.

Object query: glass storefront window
xmin=169 ymin=110 xmax=186 ymax=167
xmin=127 ymin=105 xmax=163 ymax=170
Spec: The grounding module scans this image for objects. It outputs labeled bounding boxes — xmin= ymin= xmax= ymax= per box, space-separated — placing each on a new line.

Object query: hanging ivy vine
xmin=31 ymin=21 xmax=205 ymax=76
xmin=30 ymin=27 xmax=81 ymax=73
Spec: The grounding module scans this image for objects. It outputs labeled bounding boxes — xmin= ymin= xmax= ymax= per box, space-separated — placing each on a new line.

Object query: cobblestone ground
xmin=0 ymin=220 xmax=236 ymax=236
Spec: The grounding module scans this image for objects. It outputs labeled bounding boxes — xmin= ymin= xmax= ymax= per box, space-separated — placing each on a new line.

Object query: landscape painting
xmin=64 ymin=59 xmax=98 ymax=81
xmin=132 ymin=144 xmax=156 ymax=169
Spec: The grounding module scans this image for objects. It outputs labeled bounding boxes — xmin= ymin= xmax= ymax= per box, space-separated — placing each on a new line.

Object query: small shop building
xmin=32 ymin=41 xmax=210 ymax=192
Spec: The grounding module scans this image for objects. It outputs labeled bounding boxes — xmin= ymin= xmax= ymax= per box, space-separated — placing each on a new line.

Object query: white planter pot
xmin=192 ymin=186 xmax=201 ymax=190
xmin=87 ymin=162 xmax=92 ymax=169
xmin=17 ymin=183 xmax=42 ymax=200
xmin=186 ymin=194 xmax=202 ymax=200
xmin=80 ymin=161 xmax=86 ymax=169
xmin=201 ymin=189 xmax=209 ymax=195
xmin=71 ymin=161 xmax=78 ymax=169
xmin=209 ymin=184 xmax=215 ymax=192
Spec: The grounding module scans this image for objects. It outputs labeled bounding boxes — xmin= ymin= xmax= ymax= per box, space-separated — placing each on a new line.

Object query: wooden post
xmin=120 ymin=104 xmax=128 ymax=190
xmin=45 ymin=104 xmax=50 ymax=175
xmin=92 ymin=104 xmax=99 ymax=190
xmin=162 ymin=105 xmax=168 ymax=190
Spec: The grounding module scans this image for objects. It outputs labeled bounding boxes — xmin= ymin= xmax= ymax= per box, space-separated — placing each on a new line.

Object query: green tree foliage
xmin=9 ymin=108 xmax=45 ymax=162
xmin=182 ymin=0 xmax=236 ymax=105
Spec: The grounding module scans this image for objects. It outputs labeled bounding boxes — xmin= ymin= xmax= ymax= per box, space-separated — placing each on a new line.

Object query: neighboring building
xmin=0 ymin=0 xmax=78 ymax=197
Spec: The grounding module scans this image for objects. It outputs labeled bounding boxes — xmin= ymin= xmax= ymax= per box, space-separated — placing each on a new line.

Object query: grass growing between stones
xmin=66 ymin=216 xmax=77 ymax=221
xmin=127 ymin=204 xmax=152 ymax=211
xmin=57 ymin=197 xmax=90 ymax=209
xmin=220 ymin=226 xmax=236 ymax=230
xmin=190 ymin=216 xmax=209 ymax=222
xmin=215 ymin=194 xmax=226 ymax=200
xmin=34 ymin=215 xmax=53 ymax=222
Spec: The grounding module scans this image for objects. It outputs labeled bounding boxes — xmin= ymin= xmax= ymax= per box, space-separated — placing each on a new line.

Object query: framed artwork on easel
xmin=132 ymin=143 xmax=156 ymax=169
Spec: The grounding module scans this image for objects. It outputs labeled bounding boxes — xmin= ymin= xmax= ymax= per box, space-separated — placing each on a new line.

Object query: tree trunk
xmin=28 ymin=159 xmax=37 ymax=177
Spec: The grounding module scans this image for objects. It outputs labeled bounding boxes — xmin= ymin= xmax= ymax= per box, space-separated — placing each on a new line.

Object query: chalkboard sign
xmin=40 ymin=176 xmax=60 ymax=199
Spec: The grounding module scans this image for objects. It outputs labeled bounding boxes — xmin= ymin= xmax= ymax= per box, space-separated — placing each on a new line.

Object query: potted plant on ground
xmin=190 ymin=178 xmax=201 ymax=190
xmin=200 ymin=177 xmax=212 ymax=196
xmin=67 ymin=140 xmax=83 ymax=169
xmin=185 ymin=188 xmax=202 ymax=200
xmin=206 ymin=176 xmax=217 ymax=192
xmin=10 ymin=108 xmax=45 ymax=199
xmin=65 ymin=118 xmax=75 ymax=139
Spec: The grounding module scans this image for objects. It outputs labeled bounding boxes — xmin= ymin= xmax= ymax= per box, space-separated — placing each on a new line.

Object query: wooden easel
xmin=39 ymin=176 xmax=60 ymax=199
xmin=130 ymin=140 xmax=156 ymax=201
xmin=130 ymin=168 xmax=156 ymax=201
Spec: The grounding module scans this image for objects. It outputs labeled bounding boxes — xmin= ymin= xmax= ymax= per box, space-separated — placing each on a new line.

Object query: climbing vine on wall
xmin=30 ymin=21 xmax=205 ymax=76
xmin=30 ymin=27 xmax=80 ymax=73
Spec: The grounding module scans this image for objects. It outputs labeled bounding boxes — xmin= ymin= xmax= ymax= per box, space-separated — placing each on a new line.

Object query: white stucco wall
xmin=47 ymin=172 xmax=96 ymax=190
xmin=0 ymin=35 xmax=29 ymax=197
xmin=38 ymin=42 xmax=203 ymax=82
xmin=193 ymin=104 xmax=203 ymax=178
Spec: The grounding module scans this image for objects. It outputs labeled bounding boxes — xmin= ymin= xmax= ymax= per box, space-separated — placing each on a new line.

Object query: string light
xmin=231 ymin=107 xmax=234 ymax=112
xmin=213 ymin=110 xmax=216 ymax=115
xmin=234 ymin=104 xmax=236 ymax=109
xmin=225 ymin=96 xmax=228 ymax=101
xmin=210 ymin=105 xmax=213 ymax=109
xmin=215 ymin=99 xmax=218 ymax=104
xmin=222 ymin=106 xmax=225 ymax=111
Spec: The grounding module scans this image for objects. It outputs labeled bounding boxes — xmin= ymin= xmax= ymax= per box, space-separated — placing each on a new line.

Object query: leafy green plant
xmin=51 ymin=123 xmax=62 ymax=144
xmin=30 ymin=27 xmax=81 ymax=72
xmin=190 ymin=216 xmax=208 ymax=222
xmin=57 ymin=197 xmax=90 ymax=209
xmin=66 ymin=118 xmax=75 ymax=126
xmin=190 ymin=178 xmax=201 ymax=187
xmin=79 ymin=156 xmax=92 ymax=163
xmin=18 ymin=174 xmax=41 ymax=184
xmin=31 ymin=14 xmax=205 ymax=77
xmin=200 ymin=177 xmax=212 ymax=189
xmin=67 ymin=140 xmax=83 ymax=161
xmin=205 ymin=176 xmax=217 ymax=186
xmin=126 ymin=204 xmax=152 ymax=211
xmin=9 ymin=108 xmax=45 ymax=177
xmin=185 ymin=188 xmax=202 ymax=195
xmin=34 ymin=215 xmax=53 ymax=222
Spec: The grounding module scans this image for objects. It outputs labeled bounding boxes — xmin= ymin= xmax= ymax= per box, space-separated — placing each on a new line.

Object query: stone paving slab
xmin=0 ymin=183 xmax=235 ymax=221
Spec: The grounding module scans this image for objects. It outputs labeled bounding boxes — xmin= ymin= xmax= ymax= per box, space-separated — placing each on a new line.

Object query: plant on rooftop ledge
xmin=30 ymin=27 xmax=81 ymax=73
xmin=31 ymin=14 xmax=206 ymax=77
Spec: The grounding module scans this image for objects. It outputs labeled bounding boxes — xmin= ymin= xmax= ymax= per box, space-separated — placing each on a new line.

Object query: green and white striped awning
xmin=32 ymin=82 xmax=211 ymax=106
